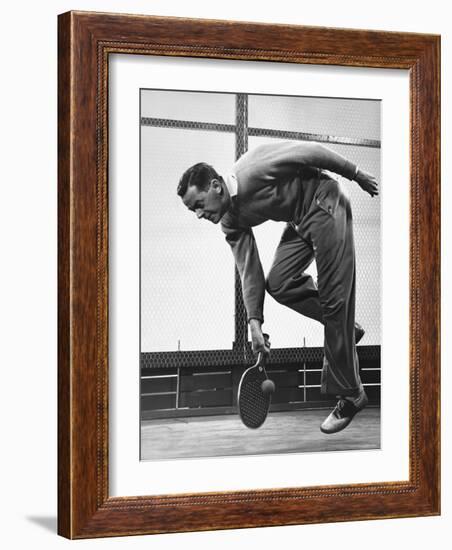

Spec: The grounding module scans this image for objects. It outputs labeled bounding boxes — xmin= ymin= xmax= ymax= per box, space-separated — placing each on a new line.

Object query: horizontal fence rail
xmin=141 ymin=117 xmax=381 ymax=149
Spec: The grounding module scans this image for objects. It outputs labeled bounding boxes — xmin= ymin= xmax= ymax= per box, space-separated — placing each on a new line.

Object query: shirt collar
xmin=224 ymin=173 xmax=238 ymax=198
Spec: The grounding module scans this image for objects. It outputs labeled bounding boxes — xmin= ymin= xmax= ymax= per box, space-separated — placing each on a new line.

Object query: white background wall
xmin=0 ymin=1 xmax=449 ymax=548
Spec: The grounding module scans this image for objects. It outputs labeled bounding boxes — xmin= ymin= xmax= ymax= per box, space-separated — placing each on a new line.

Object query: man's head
xmin=177 ymin=163 xmax=231 ymax=224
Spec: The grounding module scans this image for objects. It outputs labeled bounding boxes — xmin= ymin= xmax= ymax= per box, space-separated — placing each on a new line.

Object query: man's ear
xmin=210 ymin=178 xmax=223 ymax=194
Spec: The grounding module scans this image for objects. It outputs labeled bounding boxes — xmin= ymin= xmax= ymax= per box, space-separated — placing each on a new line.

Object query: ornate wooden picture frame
xmin=58 ymin=11 xmax=440 ymax=539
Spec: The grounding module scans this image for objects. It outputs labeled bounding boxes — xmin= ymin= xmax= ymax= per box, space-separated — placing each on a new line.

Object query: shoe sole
xmin=320 ymin=418 xmax=353 ymax=434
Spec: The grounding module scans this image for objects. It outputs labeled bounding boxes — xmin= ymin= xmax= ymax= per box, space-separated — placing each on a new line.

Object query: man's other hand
xmin=249 ymin=320 xmax=271 ymax=355
xmin=355 ymin=169 xmax=379 ymax=197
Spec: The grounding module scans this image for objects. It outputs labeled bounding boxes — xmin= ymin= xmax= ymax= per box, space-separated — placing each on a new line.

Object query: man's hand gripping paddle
xmin=238 ymin=334 xmax=275 ymax=429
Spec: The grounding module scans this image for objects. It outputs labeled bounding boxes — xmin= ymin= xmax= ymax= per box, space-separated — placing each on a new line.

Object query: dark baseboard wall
xmin=141 ymin=345 xmax=380 ymax=420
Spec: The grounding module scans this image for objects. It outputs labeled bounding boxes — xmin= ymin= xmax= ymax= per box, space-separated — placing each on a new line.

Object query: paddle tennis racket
xmin=238 ymin=334 xmax=275 ymax=429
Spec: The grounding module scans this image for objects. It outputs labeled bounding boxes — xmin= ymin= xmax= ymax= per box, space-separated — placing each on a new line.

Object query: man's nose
xmin=196 ymin=209 xmax=204 ymax=219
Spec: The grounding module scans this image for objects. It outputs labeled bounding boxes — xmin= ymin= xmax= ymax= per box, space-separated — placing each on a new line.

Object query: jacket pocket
xmin=314 ymin=177 xmax=340 ymax=217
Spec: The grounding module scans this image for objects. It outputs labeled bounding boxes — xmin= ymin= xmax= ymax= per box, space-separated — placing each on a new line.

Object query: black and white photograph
xmin=139 ymin=89 xmax=381 ymax=460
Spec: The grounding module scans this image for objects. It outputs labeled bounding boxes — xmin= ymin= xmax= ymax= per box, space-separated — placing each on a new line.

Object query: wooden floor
xmin=141 ymin=407 xmax=380 ymax=461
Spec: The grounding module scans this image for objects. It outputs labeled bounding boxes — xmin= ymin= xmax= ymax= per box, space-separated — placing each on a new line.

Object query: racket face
xmin=238 ymin=365 xmax=271 ymax=429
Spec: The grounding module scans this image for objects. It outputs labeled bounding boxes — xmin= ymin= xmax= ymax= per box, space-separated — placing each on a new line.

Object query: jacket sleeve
xmin=221 ymin=222 xmax=265 ymax=324
xmin=251 ymin=140 xmax=358 ymax=181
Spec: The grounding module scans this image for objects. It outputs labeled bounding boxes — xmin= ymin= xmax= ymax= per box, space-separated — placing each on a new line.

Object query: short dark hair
xmin=177 ymin=162 xmax=222 ymax=197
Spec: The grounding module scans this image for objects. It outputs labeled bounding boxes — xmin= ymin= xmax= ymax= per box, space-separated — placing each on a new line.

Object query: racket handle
xmin=256 ymin=334 xmax=270 ymax=366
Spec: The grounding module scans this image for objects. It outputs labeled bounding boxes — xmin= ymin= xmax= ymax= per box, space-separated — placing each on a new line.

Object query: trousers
xmin=265 ymin=177 xmax=363 ymax=397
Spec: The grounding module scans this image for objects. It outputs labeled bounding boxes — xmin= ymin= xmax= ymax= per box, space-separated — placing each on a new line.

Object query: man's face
xmin=182 ymin=179 xmax=228 ymax=224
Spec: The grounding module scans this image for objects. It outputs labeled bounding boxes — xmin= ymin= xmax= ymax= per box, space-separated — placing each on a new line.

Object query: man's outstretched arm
xmin=248 ymin=141 xmax=378 ymax=197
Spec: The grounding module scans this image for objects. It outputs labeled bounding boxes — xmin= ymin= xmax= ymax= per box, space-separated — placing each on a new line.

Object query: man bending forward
xmin=177 ymin=141 xmax=378 ymax=434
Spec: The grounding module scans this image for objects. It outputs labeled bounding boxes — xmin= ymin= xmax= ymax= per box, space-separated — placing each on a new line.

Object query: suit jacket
xmin=220 ymin=141 xmax=357 ymax=323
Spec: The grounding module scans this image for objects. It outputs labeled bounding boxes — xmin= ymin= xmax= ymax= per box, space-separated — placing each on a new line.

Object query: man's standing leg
xmin=300 ymin=180 xmax=367 ymax=433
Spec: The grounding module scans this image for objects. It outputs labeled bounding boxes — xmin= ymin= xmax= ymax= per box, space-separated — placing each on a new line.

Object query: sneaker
xmin=355 ymin=322 xmax=365 ymax=344
xmin=320 ymin=390 xmax=368 ymax=434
